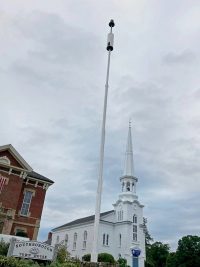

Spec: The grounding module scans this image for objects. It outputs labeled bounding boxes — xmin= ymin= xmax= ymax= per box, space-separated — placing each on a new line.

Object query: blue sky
xmin=0 ymin=0 xmax=200 ymax=251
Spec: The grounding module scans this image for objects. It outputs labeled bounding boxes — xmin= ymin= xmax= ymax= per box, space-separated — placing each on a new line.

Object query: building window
xmin=133 ymin=233 xmax=137 ymax=241
xmin=73 ymin=232 xmax=77 ymax=250
xmin=65 ymin=234 xmax=68 ymax=246
xmin=133 ymin=225 xmax=137 ymax=233
xmin=83 ymin=231 xmax=87 ymax=241
xmin=103 ymin=233 xmax=106 ymax=245
xmin=106 ymin=234 xmax=109 ymax=246
xmin=133 ymin=214 xmax=137 ymax=224
xmin=73 ymin=242 xmax=76 ymax=250
xmin=119 ymin=233 xmax=121 ymax=247
xmin=118 ymin=210 xmax=123 ymax=221
xmin=15 ymin=228 xmax=27 ymax=237
xmin=83 ymin=231 xmax=87 ymax=249
xmin=74 ymin=232 xmax=77 ymax=241
xmin=83 ymin=241 xmax=86 ymax=249
xmin=133 ymin=216 xmax=137 ymax=241
xmin=126 ymin=181 xmax=130 ymax=191
xmin=103 ymin=234 xmax=109 ymax=246
xmin=20 ymin=191 xmax=33 ymax=216
xmin=56 ymin=236 xmax=59 ymax=244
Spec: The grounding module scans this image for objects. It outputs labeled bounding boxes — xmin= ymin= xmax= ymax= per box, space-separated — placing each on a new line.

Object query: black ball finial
xmin=109 ymin=19 xmax=115 ymax=28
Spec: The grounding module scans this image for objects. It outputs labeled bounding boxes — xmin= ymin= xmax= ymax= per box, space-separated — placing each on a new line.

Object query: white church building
xmin=51 ymin=125 xmax=146 ymax=267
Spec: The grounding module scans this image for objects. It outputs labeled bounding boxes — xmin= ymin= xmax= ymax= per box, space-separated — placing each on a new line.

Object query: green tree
xmin=143 ymin=218 xmax=153 ymax=245
xmin=56 ymin=245 xmax=70 ymax=263
xmin=145 ymin=241 xmax=170 ymax=267
xmin=166 ymin=252 xmax=178 ymax=267
xmin=175 ymin=235 xmax=200 ymax=267
xmin=117 ymin=257 xmax=127 ymax=267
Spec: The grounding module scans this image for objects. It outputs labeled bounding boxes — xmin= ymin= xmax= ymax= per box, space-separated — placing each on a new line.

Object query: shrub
xmin=117 ymin=257 xmax=127 ymax=267
xmin=56 ymin=246 xmax=68 ymax=263
xmin=82 ymin=254 xmax=91 ymax=262
xmin=82 ymin=253 xmax=115 ymax=263
xmin=98 ymin=253 xmax=115 ymax=263
xmin=0 ymin=240 xmax=9 ymax=256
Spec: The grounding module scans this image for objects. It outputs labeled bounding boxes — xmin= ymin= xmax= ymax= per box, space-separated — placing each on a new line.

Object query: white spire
xmin=123 ymin=121 xmax=134 ymax=176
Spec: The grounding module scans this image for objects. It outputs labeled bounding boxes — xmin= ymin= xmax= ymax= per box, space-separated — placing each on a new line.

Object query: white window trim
xmin=20 ymin=190 xmax=34 ymax=217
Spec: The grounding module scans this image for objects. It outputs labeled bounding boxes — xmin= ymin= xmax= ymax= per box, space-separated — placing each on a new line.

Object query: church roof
xmin=123 ymin=122 xmax=134 ymax=176
xmin=52 ymin=210 xmax=114 ymax=231
xmin=27 ymin=171 xmax=54 ymax=184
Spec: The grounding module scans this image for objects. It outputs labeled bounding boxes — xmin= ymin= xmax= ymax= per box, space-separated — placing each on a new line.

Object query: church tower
xmin=119 ymin=121 xmax=138 ymax=202
xmin=113 ymin=122 xmax=145 ymax=267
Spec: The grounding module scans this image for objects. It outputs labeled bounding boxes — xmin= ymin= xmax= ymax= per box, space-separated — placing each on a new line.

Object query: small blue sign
xmin=131 ymin=248 xmax=141 ymax=257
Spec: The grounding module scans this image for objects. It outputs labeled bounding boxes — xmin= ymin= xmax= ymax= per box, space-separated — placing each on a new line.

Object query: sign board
xmin=131 ymin=248 xmax=141 ymax=257
xmin=7 ymin=239 xmax=55 ymax=261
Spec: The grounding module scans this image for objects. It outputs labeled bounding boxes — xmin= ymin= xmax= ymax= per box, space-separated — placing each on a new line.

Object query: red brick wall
xmin=11 ymin=181 xmax=47 ymax=239
xmin=0 ymin=171 xmax=23 ymax=210
xmin=0 ymin=151 xmax=23 ymax=169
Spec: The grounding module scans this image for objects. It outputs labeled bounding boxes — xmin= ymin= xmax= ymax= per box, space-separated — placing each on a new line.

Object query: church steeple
xmin=119 ymin=122 xmax=138 ymax=198
xmin=123 ymin=121 xmax=134 ymax=176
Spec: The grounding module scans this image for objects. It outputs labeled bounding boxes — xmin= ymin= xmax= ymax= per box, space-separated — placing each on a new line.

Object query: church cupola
xmin=119 ymin=122 xmax=138 ymax=200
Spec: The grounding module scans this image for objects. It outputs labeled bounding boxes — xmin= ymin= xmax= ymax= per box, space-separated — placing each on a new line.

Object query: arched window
xmin=73 ymin=232 xmax=77 ymax=250
xmin=65 ymin=234 xmax=68 ymax=246
xmin=83 ymin=231 xmax=87 ymax=241
xmin=119 ymin=233 xmax=121 ymax=247
xmin=133 ymin=214 xmax=137 ymax=224
xmin=103 ymin=233 xmax=106 ymax=245
xmin=133 ymin=214 xmax=137 ymax=241
xmin=106 ymin=234 xmax=109 ymax=246
xmin=122 ymin=182 xmax=125 ymax=191
xmin=126 ymin=181 xmax=130 ymax=191
xmin=74 ymin=232 xmax=77 ymax=241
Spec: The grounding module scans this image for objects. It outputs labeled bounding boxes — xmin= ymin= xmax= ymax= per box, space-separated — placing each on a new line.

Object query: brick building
xmin=0 ymin=144 xmax=54 ymax=240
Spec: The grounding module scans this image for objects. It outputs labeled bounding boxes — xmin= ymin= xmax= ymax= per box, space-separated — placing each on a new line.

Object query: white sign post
xmin=7 ymin=239 xmax=55 ymax=261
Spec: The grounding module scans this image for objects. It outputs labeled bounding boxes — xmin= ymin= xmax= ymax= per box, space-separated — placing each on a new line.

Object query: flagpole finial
xmin=109 ymin=19 xmax=115 ymax=28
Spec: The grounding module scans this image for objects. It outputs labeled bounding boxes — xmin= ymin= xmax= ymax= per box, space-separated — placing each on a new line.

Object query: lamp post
xmin=91 ymin=20 xmax=115 ymax=263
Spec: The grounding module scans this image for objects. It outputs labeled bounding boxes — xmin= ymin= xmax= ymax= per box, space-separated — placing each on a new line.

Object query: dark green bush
xmin=82 ymin=254 xmax=91 ymax=262
xmin=117 ymin=257 xmax=127 ymax=267
xmin=0 ymin=240 xmax=9 ymax=256
xmin=98 ymin=253 xmax=115 ymax=263
xmin=82 ymin=253 xmax=115 ymax=263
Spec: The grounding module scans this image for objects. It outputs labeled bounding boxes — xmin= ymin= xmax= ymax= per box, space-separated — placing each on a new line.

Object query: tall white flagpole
xmin=91 ymin=19 xmax=115 ymax=263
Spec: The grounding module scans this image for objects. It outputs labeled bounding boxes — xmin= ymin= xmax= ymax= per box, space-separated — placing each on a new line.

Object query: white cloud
xmin=0 ymin=0 xmax=200 ymax=250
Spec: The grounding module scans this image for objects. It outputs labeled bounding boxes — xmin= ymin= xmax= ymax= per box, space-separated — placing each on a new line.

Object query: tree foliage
xmin=145 ymin=241 xmax=170 ymax=267
xmin=82 ymin=254 xmax=91 ymax=262
xmin=117 ymin=257 xmax=127 ymax=267
xmin=56 ymin=246 xmax=68 ymax=263
xmin=175 ymin=235 xmax=200 ymax=267
xmin=166 ymin=252 xmax=178 ymax=267
xmin=143 ymin=218 xmax=153 ymax=245
xmin=98 ymin=253 xmax=115 ymax=263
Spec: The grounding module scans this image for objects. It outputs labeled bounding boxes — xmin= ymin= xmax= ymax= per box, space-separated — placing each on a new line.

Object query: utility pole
xmin=91 ymin=19 xmax=115 ymax=263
